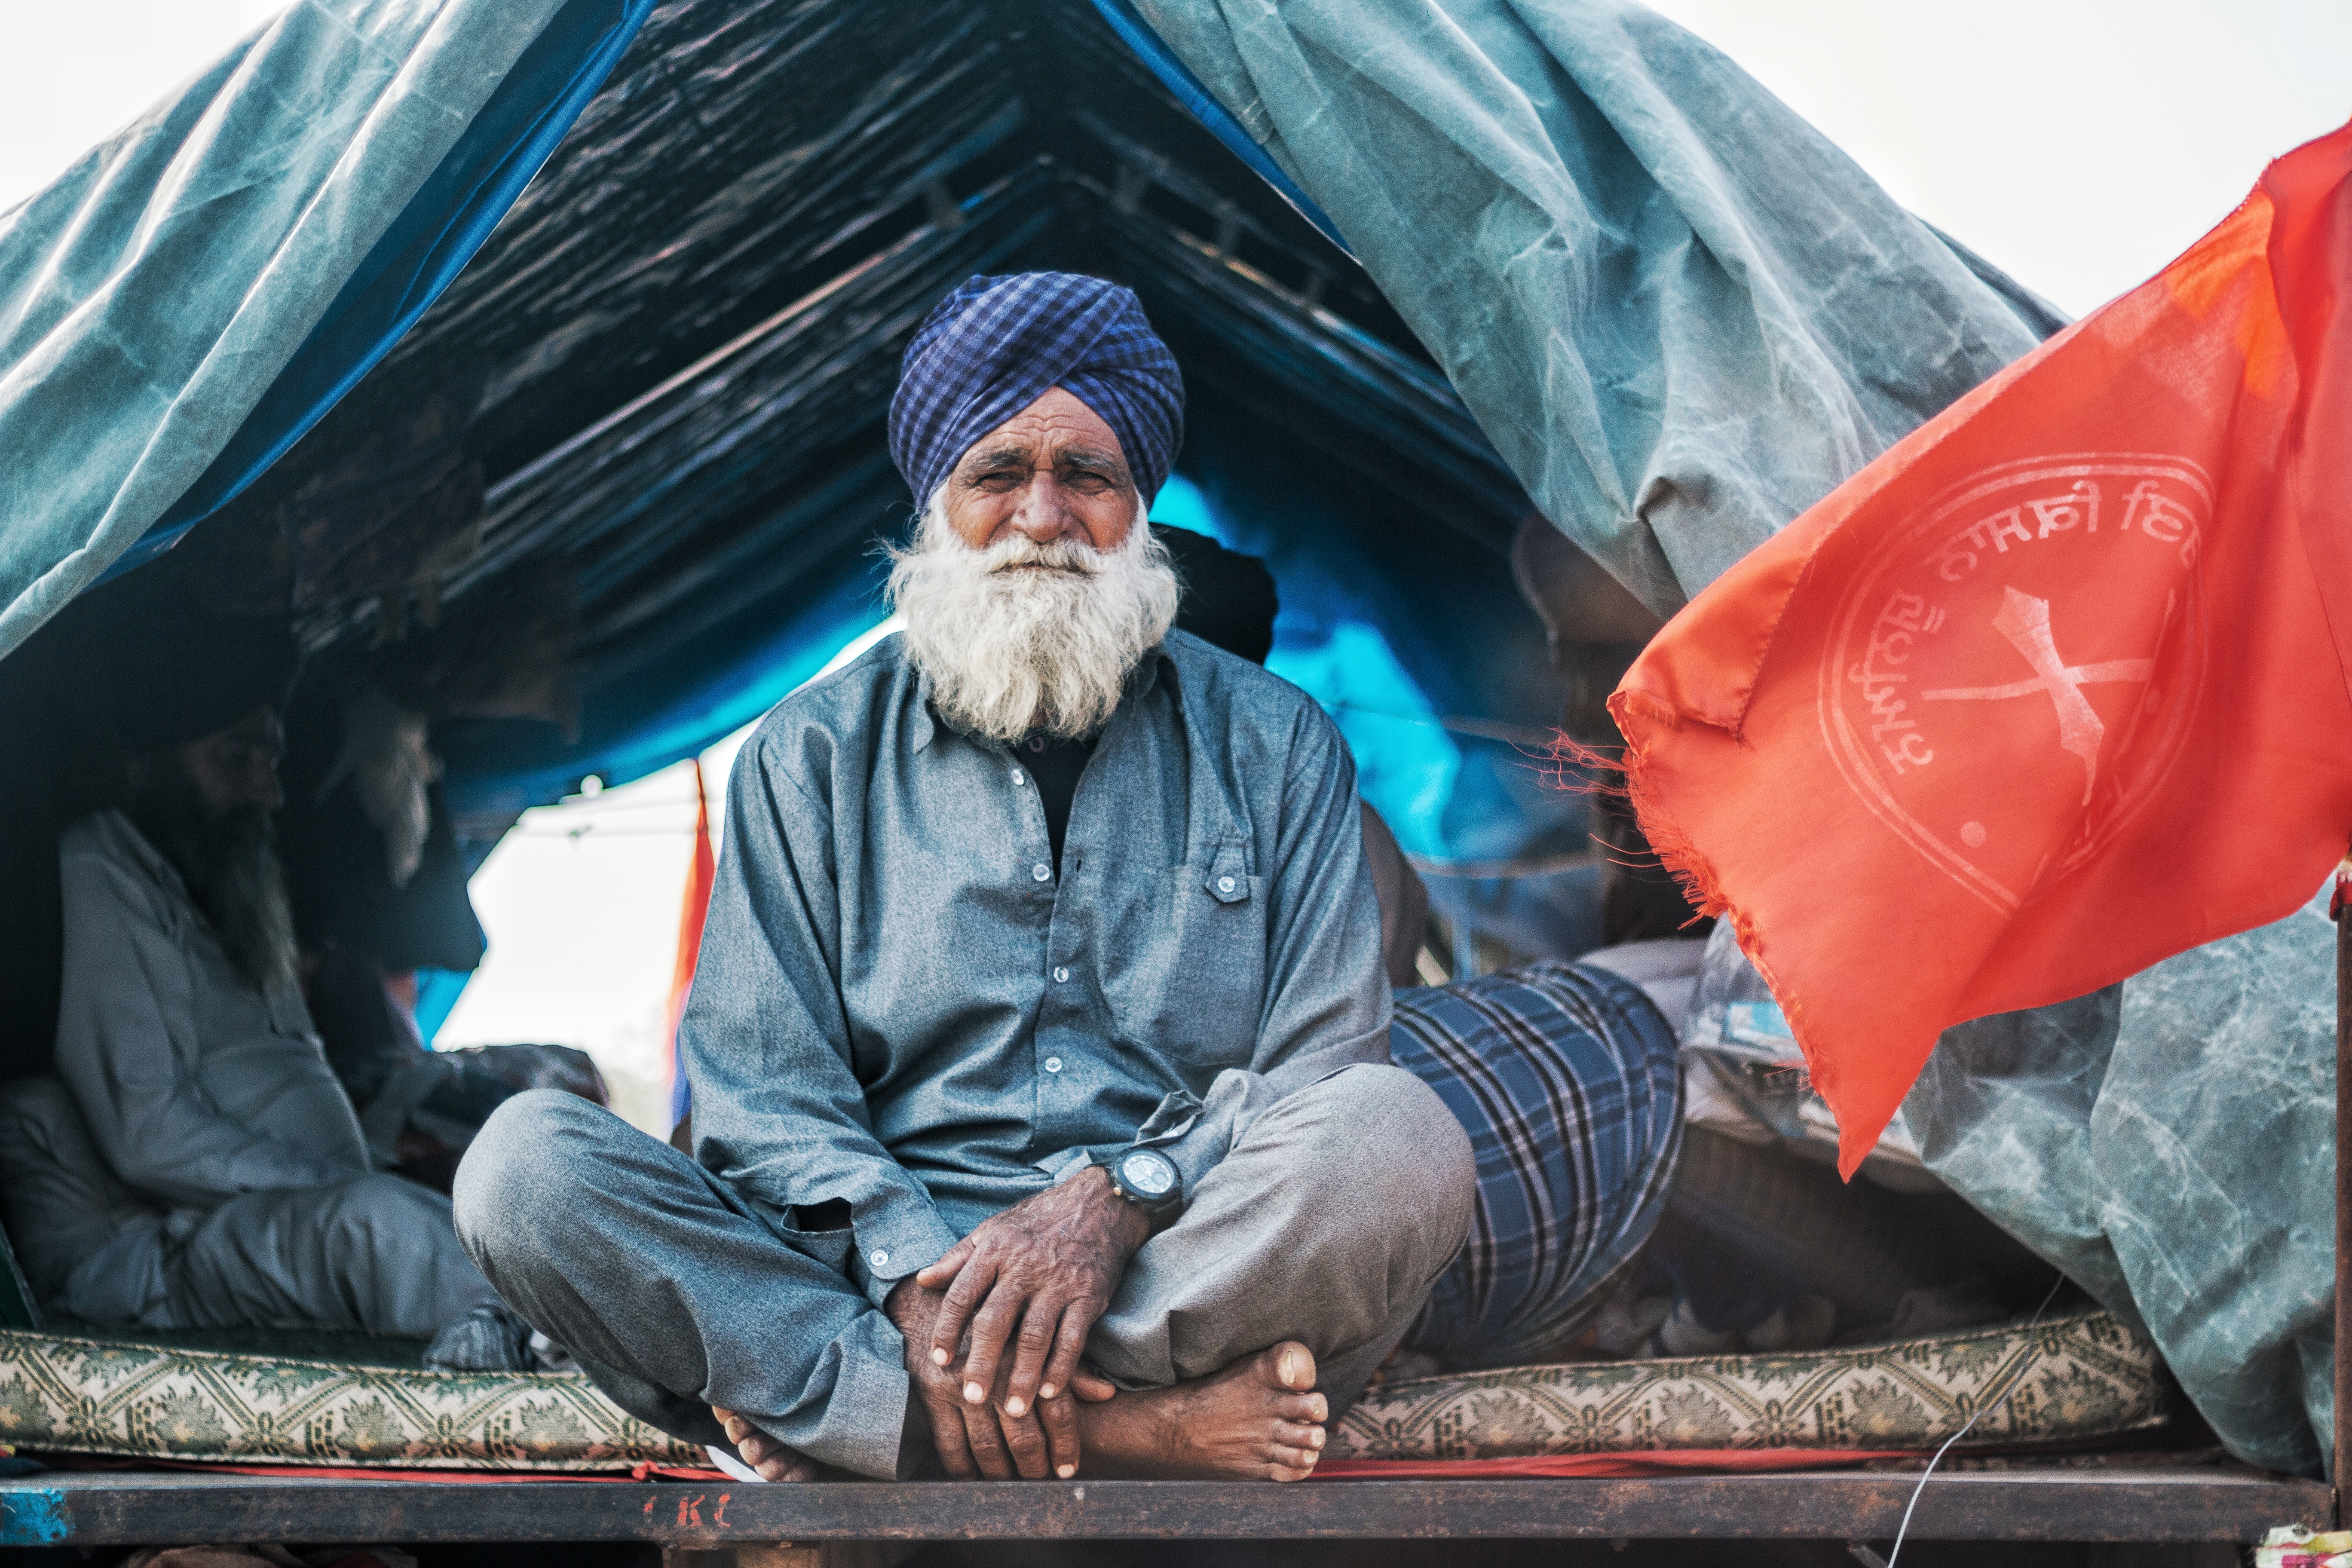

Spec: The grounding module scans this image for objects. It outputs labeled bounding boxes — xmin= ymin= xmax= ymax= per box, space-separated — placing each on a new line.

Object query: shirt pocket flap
xmin=1203 ymin=842 xmax=1252 ymax=904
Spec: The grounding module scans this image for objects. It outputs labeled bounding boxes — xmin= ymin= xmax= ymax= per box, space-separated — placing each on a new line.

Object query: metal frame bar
xmin=7 ymin=885 xmax=2340 ymax=1548
xmin=2336 ymin=884 xmax=2348 ymax=1521
xmin=0 ymin=1470 xmax=2329 ymax=1548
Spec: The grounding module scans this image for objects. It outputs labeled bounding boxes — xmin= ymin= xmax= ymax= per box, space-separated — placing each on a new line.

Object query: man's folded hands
xmin=898 ymin=1165 xmax=1152 ymax=1478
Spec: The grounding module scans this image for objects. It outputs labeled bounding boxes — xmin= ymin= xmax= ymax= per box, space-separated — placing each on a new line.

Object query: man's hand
xmin=886 ymin=1275 xmax=1103 ymax=1479
xmin=917 ymin=1165 xmax=1153 ymax=1423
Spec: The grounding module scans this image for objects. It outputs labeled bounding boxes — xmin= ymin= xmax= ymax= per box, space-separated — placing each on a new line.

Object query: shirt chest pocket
xmin=1148 ymin=839 xmax=1268 ymax=1068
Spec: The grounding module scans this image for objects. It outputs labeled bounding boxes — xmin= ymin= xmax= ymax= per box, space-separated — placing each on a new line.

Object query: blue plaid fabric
xmin=888 ymin=273 xmax=1184 ymax=509
xmin=1394 ymin=961 xmax=1684 ymax=1369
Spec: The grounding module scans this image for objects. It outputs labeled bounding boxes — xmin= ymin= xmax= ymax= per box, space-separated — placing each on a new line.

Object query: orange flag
xmin=1612 ymin=123 xmax=2352 ymax=1177
xmin=665 ymin=758 xmax=717 ymax=1127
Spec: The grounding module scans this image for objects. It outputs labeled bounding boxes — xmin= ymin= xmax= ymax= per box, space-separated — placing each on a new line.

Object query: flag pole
xmin=2336 ymin=855 xmax=2350 ymax=1520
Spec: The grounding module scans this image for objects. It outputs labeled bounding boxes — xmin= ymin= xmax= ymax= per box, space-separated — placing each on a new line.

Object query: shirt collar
xmin=909 ymin=643 xmax=1174 ymax=754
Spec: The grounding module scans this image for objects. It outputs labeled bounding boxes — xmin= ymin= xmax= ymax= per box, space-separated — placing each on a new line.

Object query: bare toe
xmin=1274 ymin=1420 xmax=1324 ymax=1451
xmin=1274 ymin=1391 xmax=1327 ymax=1425
xmin=1258 ymin=1341 xmax=1318 ymax=1393
xmin=1269 ymin=1460 xmax=1316 ymax=1482
xmin=1271 ymin=1442 xmax=1320 ymax=1470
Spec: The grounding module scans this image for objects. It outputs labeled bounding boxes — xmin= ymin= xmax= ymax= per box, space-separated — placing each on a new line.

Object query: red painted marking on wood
xmin=642 ymin=1495 xmax=654 ymax=1515
xmin=713 ymin=1492 xmax=730 ymax=1526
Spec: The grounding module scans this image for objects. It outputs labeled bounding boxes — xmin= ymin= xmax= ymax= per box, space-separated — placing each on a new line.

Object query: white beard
xmin=887 ymin=494 xmax=1180 ymax=743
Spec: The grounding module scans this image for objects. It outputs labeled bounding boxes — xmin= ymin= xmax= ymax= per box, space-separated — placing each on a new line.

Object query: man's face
xmin=940 ymin=387 xmax=1139 ymax=557
xmin=889 ymin=387 xmax=1178 ymax=744
xmin=175 ymin=705 xmax=285 ymax=821
xmin=124 ymin=703 xmax=298 ymax=998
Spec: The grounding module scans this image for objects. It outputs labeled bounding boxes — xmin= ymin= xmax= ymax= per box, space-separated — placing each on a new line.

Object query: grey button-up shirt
xmin=683 ymin=629 xmax=1391 ymax=1300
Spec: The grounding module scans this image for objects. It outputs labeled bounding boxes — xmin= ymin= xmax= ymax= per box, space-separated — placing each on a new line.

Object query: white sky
xmin=0 ymin=0 xmax=286 ymax=215
xmin=437 ymin=622 xmax=895 ymax=1135
xmin=1643 ymin=0 xmax=2352 ymax=314
xmin=9 ymin=0 xmax=2344 ymax=1127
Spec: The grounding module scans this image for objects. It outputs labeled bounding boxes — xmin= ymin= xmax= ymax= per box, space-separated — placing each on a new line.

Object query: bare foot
xmin=712 ymin=1405 xmax=824 ymax=1482
xmin=1075 ymin=1341 xmax=1329 ymax=1481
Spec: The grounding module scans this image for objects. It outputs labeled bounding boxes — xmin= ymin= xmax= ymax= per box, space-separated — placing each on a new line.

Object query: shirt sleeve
xmin=684 ymin=729 xmax=961 ymax=1302
xmin=1134 ymin=701 xmax=1393 ymax=1194
xmin=54 ymin=841 xmax=366 ymax=1211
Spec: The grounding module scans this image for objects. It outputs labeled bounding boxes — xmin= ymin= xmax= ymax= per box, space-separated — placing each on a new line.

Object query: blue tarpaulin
xmin=0 ymin=0 xmax=651 ymax=656
xmin=1128 ymin=0 xmax=2054 ymax=613
xmin=1118 ymin=0 xmax=2326 ymax=1475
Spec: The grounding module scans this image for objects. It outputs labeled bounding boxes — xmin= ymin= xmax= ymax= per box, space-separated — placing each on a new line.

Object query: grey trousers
xmin=452 ymin=1063 xmax=1474 ymax=1480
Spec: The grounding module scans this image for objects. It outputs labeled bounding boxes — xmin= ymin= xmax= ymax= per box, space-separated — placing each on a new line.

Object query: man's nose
xmin=1006 ymin=474 xmax=1080 ymax=542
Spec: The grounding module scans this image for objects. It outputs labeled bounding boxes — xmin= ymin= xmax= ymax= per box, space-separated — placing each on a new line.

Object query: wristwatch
xmin=1099 ymin=1145 xmax=1183 ymax=1219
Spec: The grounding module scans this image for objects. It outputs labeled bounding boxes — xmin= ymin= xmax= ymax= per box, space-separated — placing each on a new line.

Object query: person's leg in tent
xmin=0 ymin=1066 xmax=525 ymax=1362
xmin=1381 ymin=960 xmax=1686 ymax=1373
xmin=454 ymin=1070 xmax=1472 ymax=1481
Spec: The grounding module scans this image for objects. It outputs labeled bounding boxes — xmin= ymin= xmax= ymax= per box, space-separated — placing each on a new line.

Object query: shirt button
xmin=1032 ymin=862 xmax=1052 ymax=882
xmin=870 ymin=1250 xmax=889 ymax=1268
xmin=1053 ymin=966 xmax=1070 ymax=983
xmin=1044 ymin=1057 xmax=1063 ymax=1073
xmin=1217 ymin=875 xmax=1237 ymax=894
xmin=1012 ymin=769 xmax=1024 ymax=784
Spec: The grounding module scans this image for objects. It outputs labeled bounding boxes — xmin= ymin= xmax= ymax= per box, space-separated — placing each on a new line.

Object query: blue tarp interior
xmin=43 ymin=0 xmax=2065 ymax=888
xmin=0 ymin=0 xmax=655 ymax=654
xmin=92 ymin=0 xmax=1585 ymax=879
xmin=105 ymin=0 xmax=658 ymax=583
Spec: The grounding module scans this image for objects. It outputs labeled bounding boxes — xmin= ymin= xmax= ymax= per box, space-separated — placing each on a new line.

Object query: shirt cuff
xmin=1132 ymin=1087 xmax=1226 ymax=1200
xmin=1135 ymin=1070 xmax=1290 ymax=1197
xmin=846 ymin=1188 xmax=960 ymax=1312
xmin=1034 ymin=1145 xmax=1121 ymax=1184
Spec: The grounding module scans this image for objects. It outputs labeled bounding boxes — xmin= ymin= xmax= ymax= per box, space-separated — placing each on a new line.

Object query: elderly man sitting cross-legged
xmin=453 ymin=272 xmax=1475 ymax=1483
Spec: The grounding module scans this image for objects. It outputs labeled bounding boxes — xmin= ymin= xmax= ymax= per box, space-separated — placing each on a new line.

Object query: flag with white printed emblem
xmin=1610 ymin=121 xmax=2352 ymax=1177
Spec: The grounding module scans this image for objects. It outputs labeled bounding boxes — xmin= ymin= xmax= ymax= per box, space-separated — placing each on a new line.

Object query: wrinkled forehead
xmin=954 ymin=387 xmax=1132 ymax=477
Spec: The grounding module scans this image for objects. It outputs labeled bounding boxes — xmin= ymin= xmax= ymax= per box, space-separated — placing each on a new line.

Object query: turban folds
xmin=888 ymin=273 xmax=1185 ymax=509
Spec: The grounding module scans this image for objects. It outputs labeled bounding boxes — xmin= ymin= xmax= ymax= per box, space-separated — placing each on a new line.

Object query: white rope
xmin=1883 ymin=1274 xmax=2067 ymax=1568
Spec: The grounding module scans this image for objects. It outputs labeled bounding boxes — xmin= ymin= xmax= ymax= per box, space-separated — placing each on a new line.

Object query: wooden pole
xmin=2336 ymin=866 xmax=2350 ymax=1519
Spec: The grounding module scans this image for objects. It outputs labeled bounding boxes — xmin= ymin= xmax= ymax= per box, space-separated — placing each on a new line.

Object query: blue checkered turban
xmin=888 ymin=273 xmax=1184 ymax=509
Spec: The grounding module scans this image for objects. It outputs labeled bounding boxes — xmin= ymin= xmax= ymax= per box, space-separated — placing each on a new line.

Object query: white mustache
xmin=978 ymin=534 xmax=1105 ymax=573
xmin=886 ymin=495 xmax=1179 ymax=744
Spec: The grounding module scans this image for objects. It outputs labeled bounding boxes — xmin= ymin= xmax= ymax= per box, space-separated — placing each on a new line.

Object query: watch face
xmin=1119 ymin=1149 xmax=1178 ymax=1197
